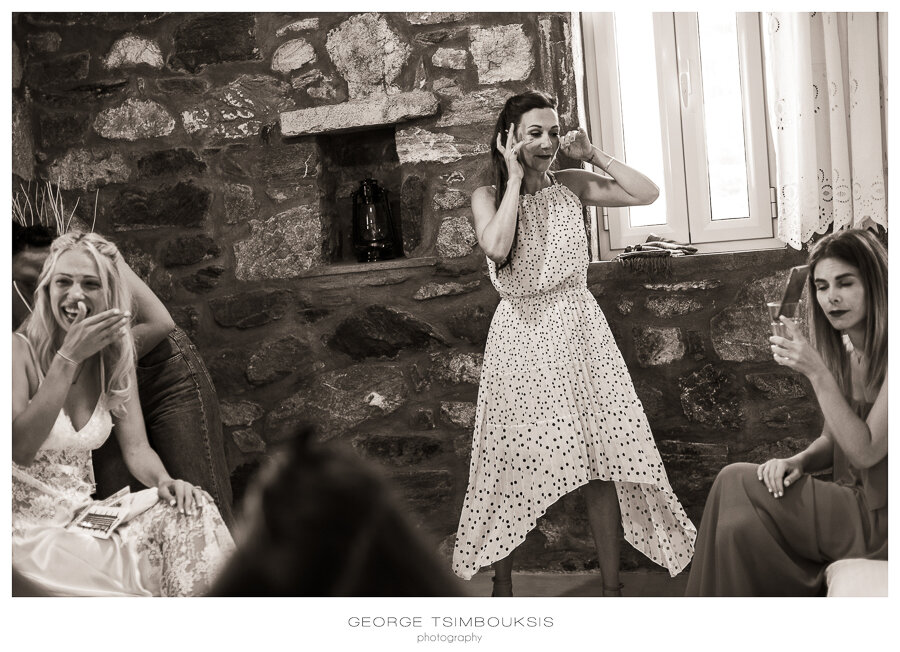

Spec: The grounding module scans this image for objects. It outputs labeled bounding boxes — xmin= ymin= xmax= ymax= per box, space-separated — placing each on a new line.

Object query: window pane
xmin=698 ymin=13 xmax=750 ymax=220
xmin=614 ymin=13 xmax=667 ymax=227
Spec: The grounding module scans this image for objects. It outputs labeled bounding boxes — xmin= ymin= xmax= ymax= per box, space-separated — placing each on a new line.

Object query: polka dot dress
xmin=452 ymin=176 xmax=696 ymax=580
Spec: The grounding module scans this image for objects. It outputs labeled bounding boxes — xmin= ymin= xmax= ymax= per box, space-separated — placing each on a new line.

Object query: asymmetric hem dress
xmin=12 ymin=333 xmax=235 ymax=596
xmin=685 ymin=400 xmax=886 ymax=596
xmin=451 ymin=177 xmax=696 ymax=580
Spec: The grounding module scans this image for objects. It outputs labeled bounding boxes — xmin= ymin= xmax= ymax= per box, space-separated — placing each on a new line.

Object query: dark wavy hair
xmin=209 ymin=426 xmax=466 ymax=597
xmin=491 ymin=90 xmax=558 ymax=272
xmin=807 ymin=228 xmax=887 ymax=397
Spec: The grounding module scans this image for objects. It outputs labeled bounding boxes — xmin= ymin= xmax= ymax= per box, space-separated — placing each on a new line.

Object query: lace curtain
xmin=762 ymin=12 xmax=887 ymax=249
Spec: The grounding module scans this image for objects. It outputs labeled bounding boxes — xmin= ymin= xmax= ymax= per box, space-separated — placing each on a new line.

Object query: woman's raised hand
xmin=757 ymin=457 xmax=804 ymax=498
xmin=496 ymin=122 xmax=525 ymax=181
xmin=58 ymin=302 xmax=130 ymax=363
xmin=769 ymin=317 xmax=828 ymax=380
xmin=560 ymin=127 xmax=593 ymax=162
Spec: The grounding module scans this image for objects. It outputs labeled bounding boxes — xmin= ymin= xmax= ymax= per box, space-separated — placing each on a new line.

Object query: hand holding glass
xmin=767 ymin=301 xmax=801 ymax=338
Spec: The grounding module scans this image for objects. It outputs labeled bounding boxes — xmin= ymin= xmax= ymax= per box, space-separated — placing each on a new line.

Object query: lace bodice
xmin=487 ymin=178 xmax=589 ymax=299
xmin=12 ymin=334 xmax=114 ymax=535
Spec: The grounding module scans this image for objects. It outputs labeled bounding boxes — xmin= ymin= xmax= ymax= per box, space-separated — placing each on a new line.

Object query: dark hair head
xmin=807 ymin=227 xmax=887 ymax=395
xmin=12 ymin=221 xmax=56 ymax=256
xmin=491 ymin=91 xmax=558 ymax=271
xmin=209 ymin=426 xmax=466 ymax=597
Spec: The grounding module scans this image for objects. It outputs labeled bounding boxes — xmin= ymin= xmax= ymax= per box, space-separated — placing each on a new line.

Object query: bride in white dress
xmin=12 ymin=231 xmax=234 ymax=596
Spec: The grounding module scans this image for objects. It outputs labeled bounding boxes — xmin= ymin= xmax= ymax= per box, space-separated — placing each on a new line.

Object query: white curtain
xmin=762 ymin=12 xmax=887 ymax=249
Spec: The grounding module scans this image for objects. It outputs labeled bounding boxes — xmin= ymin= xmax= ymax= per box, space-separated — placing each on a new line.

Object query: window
xmin=580 ymin=12 xmax=782 ymax=258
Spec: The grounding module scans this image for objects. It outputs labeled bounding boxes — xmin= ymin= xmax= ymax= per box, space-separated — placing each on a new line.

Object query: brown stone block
xmin=24 ymin=13 xmax=165 ymax=30
xmin=232 ymin=428 xmax=266 ymax=454
xmin=760 ymin=404 xmax=821 ymax=430
xmin=400 ymin=174 xmax=425 ymax=255
xmin=108 ymin=181 xmax=210 ymax=230
xmin=169 ymin=13 xmax=261 ymax=73
xmin=440 ymin=401 xmax=475 ymax=430
xmin=223 ymin=183 xmax=259 ymax=224
xmin=234 ymin=205 xmax=324 ymax=280
xmin=207 ymin=347 xmax=252 ymax=396
xmin=633 ymin=325 xmax=685 ymax=367
xmin=413 ymin=280 xmax=480 ymax=301
xmin=445 ymin=303 xmax=494 ymax=346
xmin=429 ymin=351 xmax=483 ymax=385
xmin=137 ymin=149 xmax=207 ymax=179
xmin=265 ymin=363 xmax=408 ymax=441
xmin=246 ymin=335 xmax=314 ymax=386
xmin=351 ymin=433 xmax=443 ymax=466
xmin=746 ymin=372 xmax=808 ymax=400
xmin=35 ymin=110 xmax=91 ymax=149
xmin=25 ymin=52 xmax=90 ymax=88
xmin=31 ymin=80 xmax=129 ymax=110
xmin=678 ymin=363 xmax=744 ymax=430
xmin=656 ymin=439 xmax=729 ymax=508
xmin=325 ymin=14 xmax=411 ymax=99
xmin=180 ymin=265 xmax=225 ymax=294
xmin=181 ymin=74 xmax=296 ymax=142
xmin=208 ymin=288 xmax=293 ymax=329
xmin=414 ymin=27 xmax=468 ymax=46
xmin=161 ymin=234 xmax=220 ymax=267
xmin=327 ymin=305 xmax=448 ymax=360
xmin=220 ymin=400 xmax=265 ymax=427
xmin=46 ymin=148 xmax=130 ymax=190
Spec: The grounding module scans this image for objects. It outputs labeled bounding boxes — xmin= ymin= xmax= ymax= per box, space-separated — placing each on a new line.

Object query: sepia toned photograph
xmin=7 ymin=6 xmax=891 ymax=649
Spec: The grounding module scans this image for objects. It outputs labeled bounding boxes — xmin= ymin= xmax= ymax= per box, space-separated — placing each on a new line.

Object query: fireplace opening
xmin=317 ymin=127 xmax=404 ymax=265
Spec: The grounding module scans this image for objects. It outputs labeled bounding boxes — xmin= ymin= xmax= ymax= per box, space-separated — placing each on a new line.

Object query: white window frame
xmin=580 ymin=12 xmax=784 ymax=259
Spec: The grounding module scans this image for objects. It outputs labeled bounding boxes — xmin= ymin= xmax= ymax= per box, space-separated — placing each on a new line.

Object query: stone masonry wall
xmin=12 ymin=12 xmax=820 ymax=574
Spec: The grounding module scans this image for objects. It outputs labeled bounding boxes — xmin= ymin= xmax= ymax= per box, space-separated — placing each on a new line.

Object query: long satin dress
xmin=685 ymin=400 xmax=886 ymax=596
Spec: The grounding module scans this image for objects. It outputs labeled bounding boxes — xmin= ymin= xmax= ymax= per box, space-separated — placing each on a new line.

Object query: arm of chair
xmin=825 ymin=559 xmax=888 ymax=597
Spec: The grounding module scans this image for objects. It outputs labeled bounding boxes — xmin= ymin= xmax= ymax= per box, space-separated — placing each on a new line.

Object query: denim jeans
xmin=93 ymin=327 xmax=235 ymax=530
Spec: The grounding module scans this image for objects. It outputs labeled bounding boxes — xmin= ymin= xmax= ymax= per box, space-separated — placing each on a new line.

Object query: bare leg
xmin=584 ymin=479 xmax=622 ymax=595
xmin=491 ymin=552 xmax=514 ymax=597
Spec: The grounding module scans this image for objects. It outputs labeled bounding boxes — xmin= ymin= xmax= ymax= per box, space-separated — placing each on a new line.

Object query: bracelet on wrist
xmin=56 ymin=351 xmax=78 ymax=366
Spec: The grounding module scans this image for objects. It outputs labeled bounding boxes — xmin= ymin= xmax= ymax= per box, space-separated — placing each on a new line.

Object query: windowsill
xmin=587 ymin=246 xmax=808 ymax=281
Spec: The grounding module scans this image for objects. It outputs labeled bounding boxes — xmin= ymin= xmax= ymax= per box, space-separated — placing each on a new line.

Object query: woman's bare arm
xmin=11 ymin=335 xmax=79 ymax=465
xmin=472 ymin=184 xmax=522 ymax=264
xmin=809 ymin=371 xmax=887 ymax=469
xmin=117 ymin=258 xmax=174 ymax=359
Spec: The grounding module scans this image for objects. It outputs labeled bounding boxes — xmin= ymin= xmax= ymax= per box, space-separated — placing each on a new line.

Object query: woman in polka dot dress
xmin=452 ymin=91 xmax=696 ymax=596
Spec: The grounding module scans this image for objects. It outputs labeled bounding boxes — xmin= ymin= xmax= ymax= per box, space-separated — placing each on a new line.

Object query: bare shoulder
xmin=11 ymin=333 xmax=37 ymax=396
xmin=12 ymin=332 xmax=30 ymax=360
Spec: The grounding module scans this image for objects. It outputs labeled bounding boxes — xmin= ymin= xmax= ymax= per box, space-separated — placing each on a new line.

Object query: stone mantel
xmin=280 ymin=90 xmax=440 ymax=137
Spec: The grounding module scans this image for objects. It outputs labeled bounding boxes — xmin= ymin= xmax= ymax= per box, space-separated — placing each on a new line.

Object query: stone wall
xmin=12 ymin=12 xmax=821 ymax=574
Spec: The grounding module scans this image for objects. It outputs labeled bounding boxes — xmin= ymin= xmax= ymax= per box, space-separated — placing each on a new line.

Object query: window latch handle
xmin=679 ymin=70 xmax=692 ymax=109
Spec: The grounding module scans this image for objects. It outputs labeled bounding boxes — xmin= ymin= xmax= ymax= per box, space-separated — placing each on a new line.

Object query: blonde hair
xmin=25 ymin=231 xmax=136 ymax=416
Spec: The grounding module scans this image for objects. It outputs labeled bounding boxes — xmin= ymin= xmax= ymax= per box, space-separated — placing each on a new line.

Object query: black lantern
xmin=351 ymin=178 xmax=398 ymax=263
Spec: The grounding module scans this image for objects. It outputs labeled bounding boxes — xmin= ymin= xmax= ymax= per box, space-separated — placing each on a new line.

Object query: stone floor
xmin=464 ymin=569 xmax=689 ymax=597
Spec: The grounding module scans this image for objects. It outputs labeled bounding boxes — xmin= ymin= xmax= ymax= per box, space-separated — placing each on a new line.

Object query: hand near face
xmin=559 ymin=128 xmax=593 ymax=162
xmin=58 ymin=303 xmax=131 ymax=363
xmin=496 ymin=123 xmax=526 ymax=181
